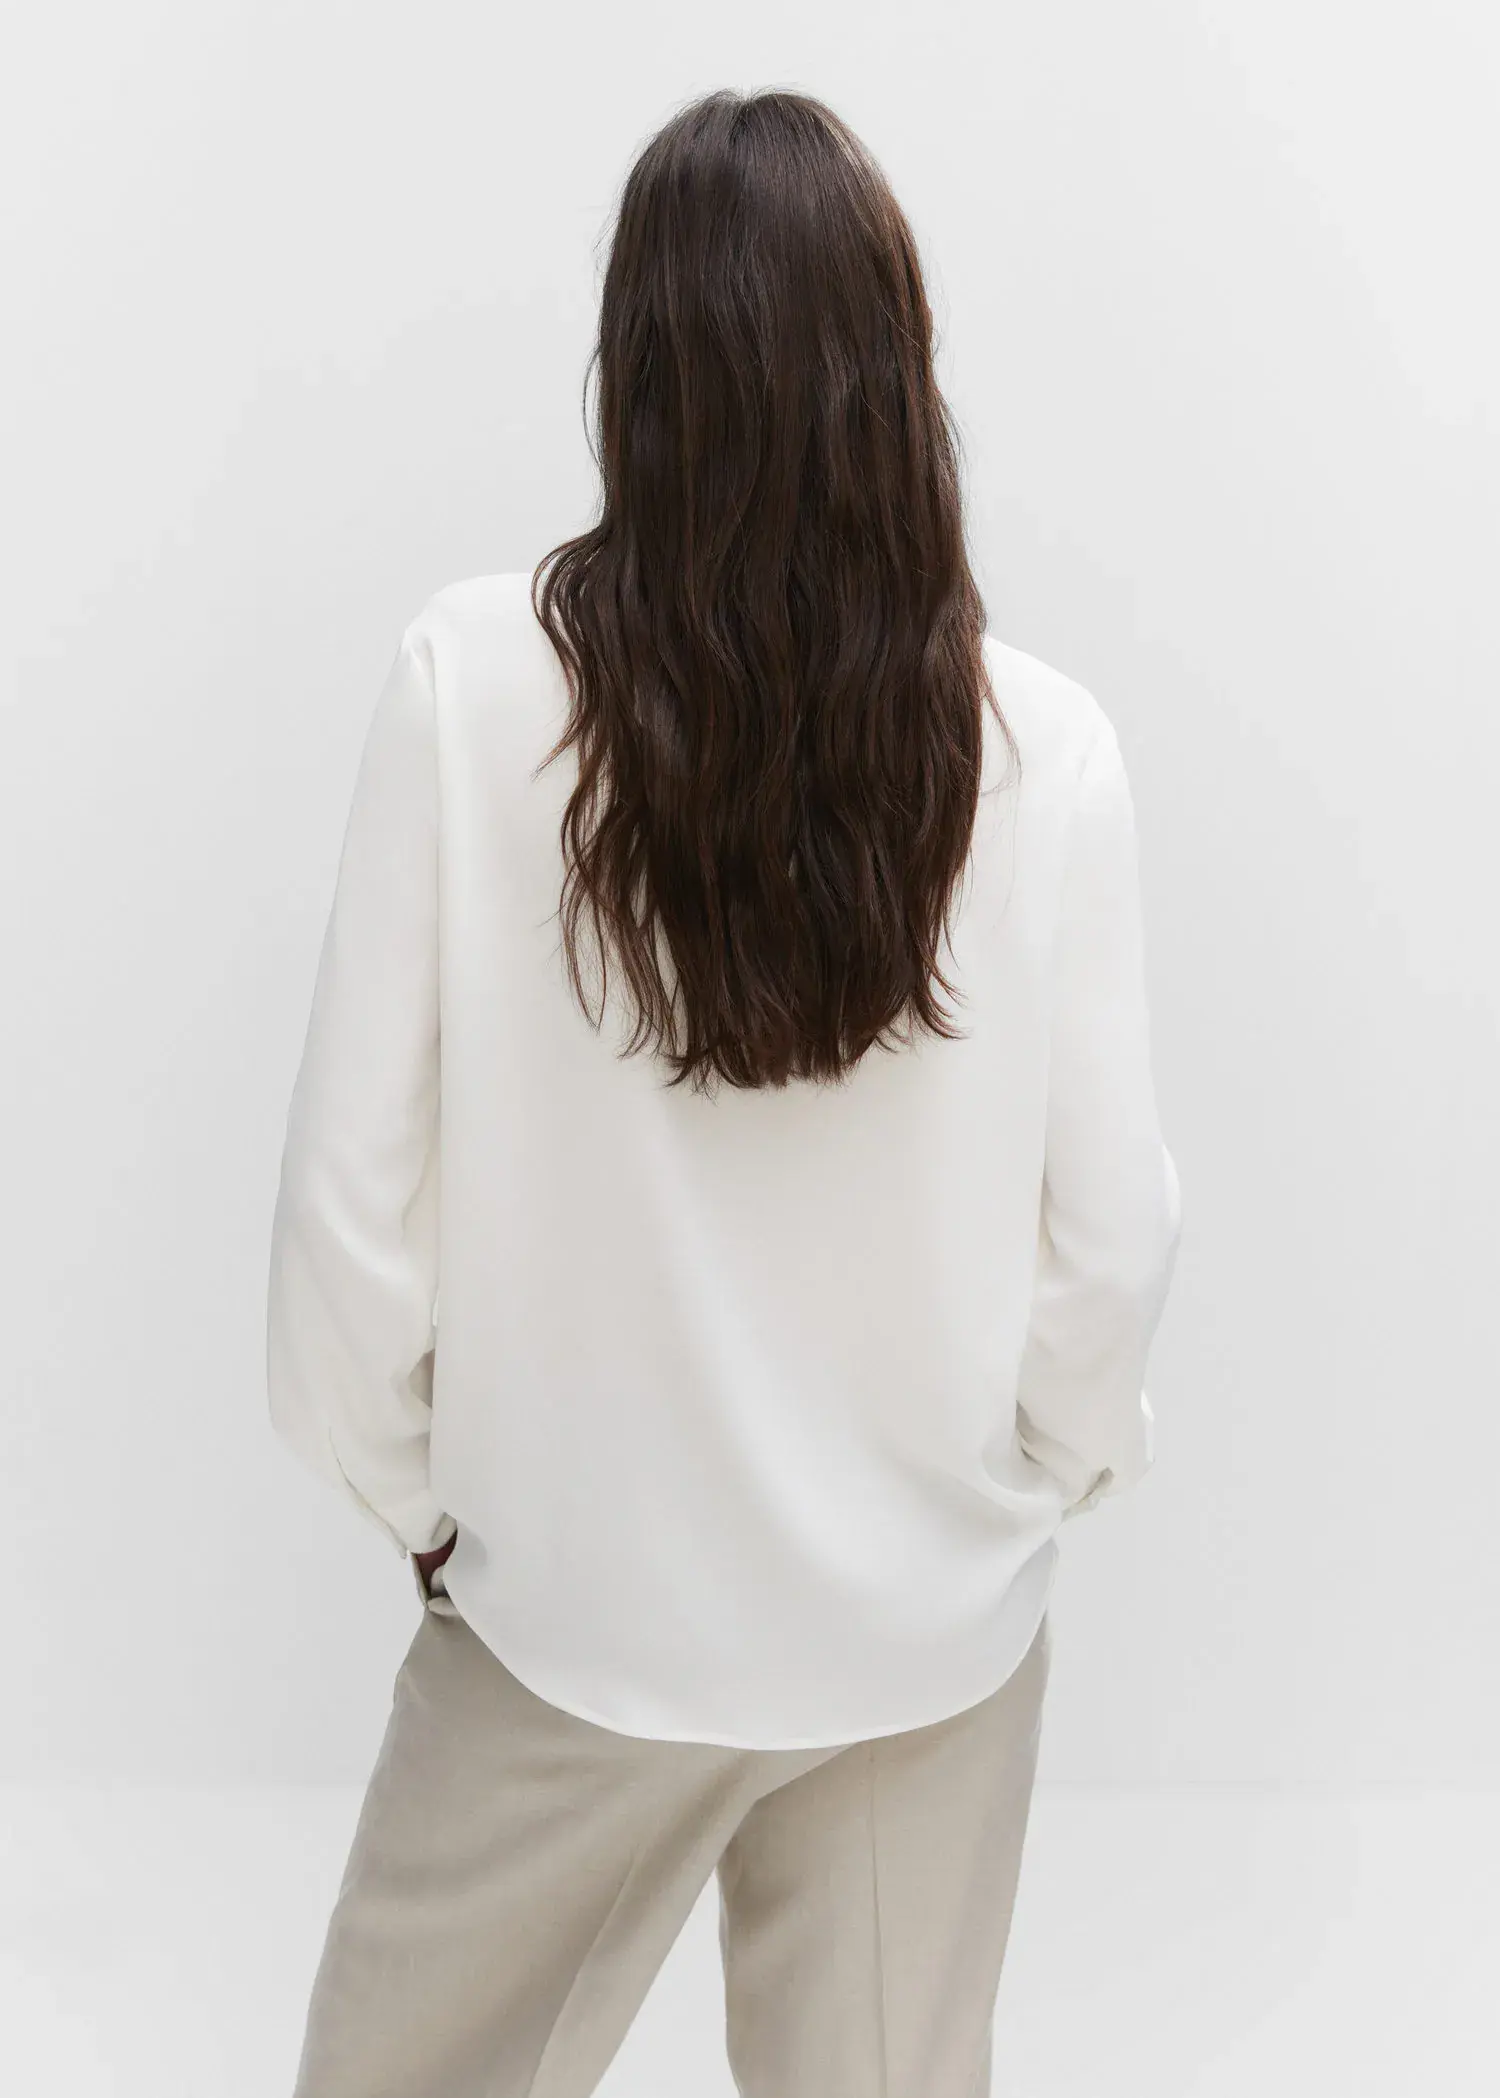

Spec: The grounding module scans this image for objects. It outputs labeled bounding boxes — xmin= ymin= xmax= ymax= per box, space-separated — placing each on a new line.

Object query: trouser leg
xmin=716 ymin=1613 xmax=1052 ymax=2098
xmin=290 ymin=1608 xmax=830 ymax=2098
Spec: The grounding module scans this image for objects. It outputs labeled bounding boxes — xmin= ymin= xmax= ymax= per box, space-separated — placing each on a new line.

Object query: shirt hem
xmin=438 ymin=1534 xmax=1060 ymax=1752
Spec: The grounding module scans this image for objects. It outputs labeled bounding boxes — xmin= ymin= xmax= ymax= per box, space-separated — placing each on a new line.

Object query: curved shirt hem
xmin=438 ymin=1533 xmax=1061 ymax=1752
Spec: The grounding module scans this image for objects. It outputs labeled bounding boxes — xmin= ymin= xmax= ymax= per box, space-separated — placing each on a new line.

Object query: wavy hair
xmin=532 ymin=87 xmax=1017 ymax=1094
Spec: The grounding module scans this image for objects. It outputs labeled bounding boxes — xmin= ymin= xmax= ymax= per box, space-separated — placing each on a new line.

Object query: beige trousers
xmin=291 ymin=1584 xmax=1052 ymax=2098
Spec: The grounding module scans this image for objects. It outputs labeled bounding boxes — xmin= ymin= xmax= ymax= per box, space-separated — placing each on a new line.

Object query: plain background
xmin=3 ymin=0 xmax=1496 ymax=1801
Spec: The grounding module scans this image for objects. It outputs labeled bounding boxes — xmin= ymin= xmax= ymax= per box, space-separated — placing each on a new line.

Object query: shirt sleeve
xmin=265 ymin=623 xmax=455 ymax=1559
xmin=1015 ymin=713 xmax=1183 ymax=1518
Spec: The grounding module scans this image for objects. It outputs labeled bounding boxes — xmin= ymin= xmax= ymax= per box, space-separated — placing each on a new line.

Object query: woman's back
xmin=267 ymin=568 xmax=1180 ymax=1745
xmin=269 ymin=90 xmax=1183 ymax=2098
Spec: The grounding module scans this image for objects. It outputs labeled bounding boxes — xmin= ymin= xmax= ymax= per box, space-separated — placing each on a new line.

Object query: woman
xmin=267 ymin=86 xmax=1181 ymax=2098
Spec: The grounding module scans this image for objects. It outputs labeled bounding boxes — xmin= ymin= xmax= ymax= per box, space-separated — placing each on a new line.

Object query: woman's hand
xmin=412 ymin=1530 xmax=457 ymax=1591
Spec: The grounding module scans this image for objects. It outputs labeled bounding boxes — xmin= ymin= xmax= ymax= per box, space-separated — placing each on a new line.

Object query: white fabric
xmin=266 ymin=572 xmax=1182 ymax=1747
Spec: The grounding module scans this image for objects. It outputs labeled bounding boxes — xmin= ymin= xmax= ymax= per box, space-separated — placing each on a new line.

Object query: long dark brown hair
xmin=532 ymin=87 xmax=1017 ymax=1094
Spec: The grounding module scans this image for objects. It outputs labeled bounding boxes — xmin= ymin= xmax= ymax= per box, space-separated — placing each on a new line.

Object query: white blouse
xmin=266 ymin=572 xmax=1181 ymax=1748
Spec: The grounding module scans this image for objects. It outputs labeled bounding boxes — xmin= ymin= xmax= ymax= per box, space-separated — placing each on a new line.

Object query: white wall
xmin=3 ymin=1 xmax=1495 ymax=1785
